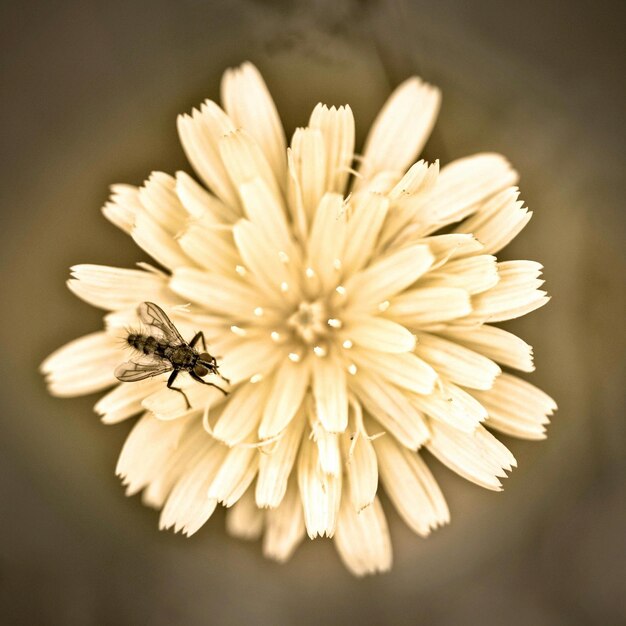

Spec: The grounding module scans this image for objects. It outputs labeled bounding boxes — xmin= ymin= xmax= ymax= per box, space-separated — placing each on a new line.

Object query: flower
xmin=41 ymin=62 xmax=557 ymax=576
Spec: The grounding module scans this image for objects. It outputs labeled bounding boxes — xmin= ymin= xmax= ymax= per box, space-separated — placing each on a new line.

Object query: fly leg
xmin=190 ymin=331 xmax=207 ymax=351
xmin=190 ymin=370 xmax=229 ymax=396
xmin=167 ymin=370 xmax=191 ymax=409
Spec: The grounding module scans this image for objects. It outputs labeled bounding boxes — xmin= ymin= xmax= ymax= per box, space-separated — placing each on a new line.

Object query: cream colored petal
xmin=116 ymin=412 xmax=190 ymax=497
xmin=311 ymin=354 xmax=348 ymax=433
xmin=232 ymin=219 xmax=300 ymax=304
xmin=455 ymin=187 xmax=532 ymax=254
xmin=306 ymin=193 xmax=347 ymax=291
xmin=143 ymin=383 xmax=225 ymax=421
xmin=159 ymin=435 xmax=228 ymax=536
xmin=289 ymin=127 xmax=326 ymax=220
xmin=342 ymin=192 xmax=389 ymax=275
xmin=175 ymin=170 xmax=239 ymax=224
xmin=132 ymin=210 xmax=191 ymax=270
xmin=177 ymin=102 xmax=239 ymax=208
xmin=377 ymin=161 xmax=440 ymax=251
xmin=217 ymin=337 xmax=284 ymax=386
xmin=263 ymin=475 xmax=305 ymax=562
xmin=95 ymin=378 xmax=163 ymax=424
xmin=439 ymin=325 xmax=535 ymax=372
xmin=41 ymin=331 xmax=120 ymax=397
xmin=471 ymin=373 xmax=556 ymax=440
xmin=426 ymin=421 xmax=516 ymax=491
xmin=350 ymin=349 xmax=437 ymax=395
xmin=422 ymin=254 xmax=499 ymax=295
xmin=219 ymin=128 xmax=283 ymax=211
xmin=297 ymin=434 xmax=341 ymax=538
xmin=239 ymin=177 xmax=293 ymax=254
xmin=349 ymin=372 xmax=430 ymax=450
xmin=414 ymin=233 xmax=484 ymax=264
xmin=341 ymin=421 xmax=378 ymax=511
xmin=67 ymin=264 xmax=176 ymax=311
xmin=309 ymin=103 xmax=355 ymax=194
xmin=387 ymin=287 xmax=472 ymax=327
xmin=170 ymin=268 xmax=267 ymax=320
xmin=256 ymin=408 xmax=306 ymax=508
xmin=410 ymin=379 xmax=487 ymax=432
xmin=208 ymin=444 xmax=259 ymax=507
xmin=142 ymin=422 xmax=208 ymax=509
xmin=286 ymin=148 xmax=309 ymax=244
xmin=355 ymin=77 xmax=440 ymax=188
xmin=374 ymin=435 xmax=449 ymax=536
xmin=334 ymin=496 xmax=392 ymax=576
xmin=221 ymin=62 xmax=287 ymax=188
xmin=414 ymin=332 xmax=501 ymax=390
xmin=211 ymin=380 xmax=269 ymax=446
xmin=225 ymin=487 xmax=264 ymax=540
xmin=341 ymin=315 xmax=416 ymax=353
xmin=102 ymin=183 xmax=141 ymax=234
xmin=258 ymin=358 xmax=310 ymax=440
xmin=343 ymin=244 xmax=434 ymax=310
xmin=463 ymin=261 xmax=548 ymax=323
xmin=177 ymin=222 xmax=240 ymax=277
xmin=409 ymin=153 xmax=518 ymax=236
xmin=138 ymin=172 xmax=189 ymax=236
xmin=310 ymin=419 xmax=342 ymax=477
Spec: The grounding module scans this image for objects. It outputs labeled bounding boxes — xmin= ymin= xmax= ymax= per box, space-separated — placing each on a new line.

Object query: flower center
xmin=287 ymin=300 xmax=328 ymax=344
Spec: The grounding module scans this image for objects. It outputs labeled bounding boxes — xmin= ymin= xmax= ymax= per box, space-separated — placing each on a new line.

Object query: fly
xmin=115 ymin=301 xmax=229 ymax=409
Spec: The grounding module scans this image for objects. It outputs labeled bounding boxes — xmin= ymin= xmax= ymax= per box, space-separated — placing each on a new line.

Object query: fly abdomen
xmin=127 ymin=333 xmax=160 ymax=355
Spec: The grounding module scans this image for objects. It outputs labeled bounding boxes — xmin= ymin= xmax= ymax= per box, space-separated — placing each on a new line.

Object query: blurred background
xmin=1 ymin=0 xmax=624 ymax=624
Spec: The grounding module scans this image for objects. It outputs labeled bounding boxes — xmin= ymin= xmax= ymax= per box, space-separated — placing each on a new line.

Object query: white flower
xmin=41 ymin=62 xmax=556 ymax=576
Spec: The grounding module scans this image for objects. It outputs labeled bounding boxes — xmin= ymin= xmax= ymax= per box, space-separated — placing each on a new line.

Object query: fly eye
xmin=194 ymin=364 xmax=209 ymax=377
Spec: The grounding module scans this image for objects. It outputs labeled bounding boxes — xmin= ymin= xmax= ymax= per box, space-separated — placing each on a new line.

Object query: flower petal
xmin=297 ymin=434 xmax=341 ymax=538
xmin=410 ymin=379 xmax=487 ymax=432
xmin=289 ymin=127 xmax=326 ymax=220
xmin=341 ymin=315 xmax=416 ymax=353
xmin=177 ymin=221 xmax=240 ymax=277
xmin=207 ymin=444 xmax=259 ymax=507
xmin=343 ymin=244 xmax=434 ymax=310
xmin=463 ymin=261 xmax=548 ymax=323
xmin=409 ymin=153 xmax=518 ymax=236
xmin=221 ymin=62 xmax=287 ymax=189
xmin=306 ymin=193 xmax=348 ymax=291
xmin=426 ymin=421 xmax=517 ymax=490
xmin=456 ymin=187 xmax=532 ymax=254
xmin=256 ymin=409 xmax=306 ymax=508
xmin=422 ymin=254 xmax=499 ymax=295
xmin=342 ymin=192 xmax=389 ymax=275
xmin=311 ymin=354 xmax=348 ymax=433
xmin=258 ymin=358 xmax=310 ymax=440
xmin=309 ymin=103 xmax=355 ymax=194
xmin=41 ymin=332 xmax=120 ymax=396
xmin=349 ymin=349 xmax=437 ymax=395
xmin=225 ymin=487 xmax=264 ymax=540
xmin=138 ymin=172 xmax=189 ymax=236
xmin=471 ymin=373 xmax=557 ymax=440
xmin=341 ymin=418 xmax=378 ymax=511
xmin=387 ymin=287 xmax=472 ymax=327
xmin=355 ymin=77 xmax=440 ymax=188
xmin=211 ymin=380 xmax=270 ymax=446
xmin=132 ymin=210 xmax=191 ymax=270
xmin=349 ymin=372 xmax=430 ymax=450
xmin=334 ymin=496 xmax=392 ymax=576
xmin=177 ymin=101 xmax=239 ymax=208
xmin=95 ymin=378 xmax=164 ymax=424
xmin=220 ymin=128 xmax=283 ymax=212
xmin=439 ymin=325 xmax=535 ymax=372
xmin=374 ymin=435 xmax=449 ymax=536
xmin=102 ymin=184 xmax=141 ymax=234
xmin=175 ymin=170 xmax=239 ymax=224
xmin=67 ymin=264 xmax=176 ymax=311
xmin=414 ymin=332 xmax=501 ymax=390
xmin=263 ymin=475 xmax=305 ymax=562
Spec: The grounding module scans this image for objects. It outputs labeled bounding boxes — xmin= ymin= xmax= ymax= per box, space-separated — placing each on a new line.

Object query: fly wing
xmin=114 ymin=357 xmax=173 ymax=382
xmin=137 ymin=301 xmax=185 ymax=344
